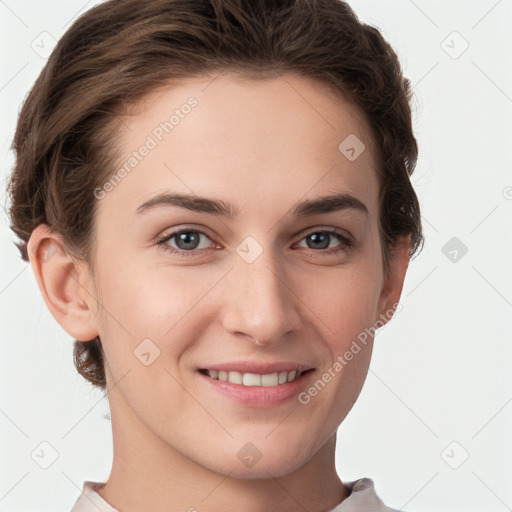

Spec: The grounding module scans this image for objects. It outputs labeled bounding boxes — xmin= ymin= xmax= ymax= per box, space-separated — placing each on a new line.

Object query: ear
xmin=27 ymin=224 xmax=99 ymax=341
xmin=376 ymin=235 xmax=411 ymax=326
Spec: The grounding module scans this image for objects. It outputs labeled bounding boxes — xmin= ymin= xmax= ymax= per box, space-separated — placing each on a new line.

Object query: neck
xmin=98 ymin=391 xmax=349 ymax=512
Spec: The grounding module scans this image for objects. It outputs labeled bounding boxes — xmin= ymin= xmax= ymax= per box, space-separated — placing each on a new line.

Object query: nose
xmin=219 ymin=246 xmax=302 ymax=347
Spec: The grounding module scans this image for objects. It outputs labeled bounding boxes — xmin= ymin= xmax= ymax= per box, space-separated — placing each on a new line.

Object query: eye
xmin=156 ymin=228 xmax=216 ymax=256
xmin=296 ymin=229 xmax=353 ymax=253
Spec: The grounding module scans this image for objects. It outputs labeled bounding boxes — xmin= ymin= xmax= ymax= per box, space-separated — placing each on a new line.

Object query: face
xmin=45 ymin=72 xmax=408 ymax=479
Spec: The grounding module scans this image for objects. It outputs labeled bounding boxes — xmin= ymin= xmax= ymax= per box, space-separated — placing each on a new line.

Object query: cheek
xmin=93 ymin=260 xmax=226 ymax=362
xmin=300 ymin=260 xmax=383 ymax=348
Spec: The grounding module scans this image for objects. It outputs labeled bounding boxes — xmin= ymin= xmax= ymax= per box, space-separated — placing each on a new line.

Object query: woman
xmin=7 ymin=0 xmax=424 ymax=510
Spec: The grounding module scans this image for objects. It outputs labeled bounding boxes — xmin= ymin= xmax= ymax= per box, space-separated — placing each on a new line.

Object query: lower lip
xmin=197 ymin=370 xmax=315 ymax=408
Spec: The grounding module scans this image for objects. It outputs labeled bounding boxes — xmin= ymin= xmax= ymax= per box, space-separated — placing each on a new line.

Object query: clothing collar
xmin=70 ymin=477 xmax=398 ymax=512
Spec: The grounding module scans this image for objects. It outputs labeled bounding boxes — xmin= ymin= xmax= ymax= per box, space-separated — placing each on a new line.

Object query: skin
xmin=28 ymin=71 xmax=410 ymax=512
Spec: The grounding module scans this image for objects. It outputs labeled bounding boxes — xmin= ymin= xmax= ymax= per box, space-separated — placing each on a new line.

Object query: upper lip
xmin=198 ymin=362 xmax=315 ymax=374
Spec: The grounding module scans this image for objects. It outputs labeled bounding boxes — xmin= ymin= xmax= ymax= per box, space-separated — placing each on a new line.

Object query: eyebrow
xmin=136 ymin=191 xmax=368 ymax=218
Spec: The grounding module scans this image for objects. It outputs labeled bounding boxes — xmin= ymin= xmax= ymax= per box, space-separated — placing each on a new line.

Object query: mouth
xmin=197 ymin=364 xmax=316 ymax=407
xmin=198 ymin=368 xmax=313 ymax=386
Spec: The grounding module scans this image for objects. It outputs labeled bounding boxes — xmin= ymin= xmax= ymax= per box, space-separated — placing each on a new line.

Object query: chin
xmin=198 ymin=436 xmax=316 ymax=480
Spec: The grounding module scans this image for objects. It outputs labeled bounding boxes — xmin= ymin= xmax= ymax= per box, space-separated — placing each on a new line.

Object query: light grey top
xmin=70 ymin=477 xmax=403 ymax=511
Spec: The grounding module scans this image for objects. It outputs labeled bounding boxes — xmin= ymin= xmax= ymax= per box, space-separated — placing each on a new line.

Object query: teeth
xmin=229 ymin=371 xmax=243 ymax=384
xmin=261 ymin=373 xmax=278 ymax=386
xmin=243 ymin=373 xmax=261 ymax=386
xmin=205 ymin=369 xmax=304 ymax=386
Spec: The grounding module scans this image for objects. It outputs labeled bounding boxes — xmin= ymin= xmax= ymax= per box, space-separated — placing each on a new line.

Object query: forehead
xmin=100 ymin=71 xmax=379 ymax=222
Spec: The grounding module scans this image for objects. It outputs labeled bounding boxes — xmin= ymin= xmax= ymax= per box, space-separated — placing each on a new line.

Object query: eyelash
xmin=155 ymin=227 xmax=354 ymax=257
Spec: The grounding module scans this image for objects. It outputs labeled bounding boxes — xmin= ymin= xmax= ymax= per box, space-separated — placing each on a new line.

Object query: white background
xmin=1 ymin=1 xmax=511 ymax=511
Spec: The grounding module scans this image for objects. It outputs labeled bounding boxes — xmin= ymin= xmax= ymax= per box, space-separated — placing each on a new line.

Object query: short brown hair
xmin=7 ymin=0 xmax=424 ymax=391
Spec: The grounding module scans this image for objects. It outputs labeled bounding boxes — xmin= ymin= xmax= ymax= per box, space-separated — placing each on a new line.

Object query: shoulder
xmin=69 ymin=481 xmax=118 ymax=512
xmin=331 ymin=477 xmax=406 ymax=512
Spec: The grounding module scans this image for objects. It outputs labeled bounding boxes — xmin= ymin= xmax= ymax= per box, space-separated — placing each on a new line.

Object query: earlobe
xmin=376 ymin=235 xmax=411 ymax=326
xmin=27 ymin=224 xmax=99 ymax=342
